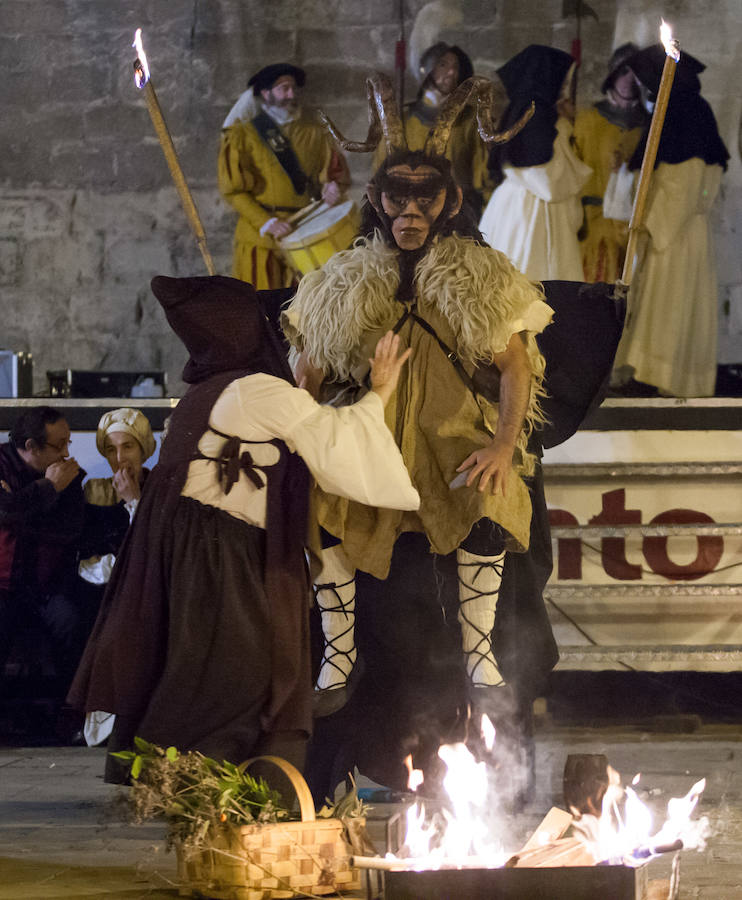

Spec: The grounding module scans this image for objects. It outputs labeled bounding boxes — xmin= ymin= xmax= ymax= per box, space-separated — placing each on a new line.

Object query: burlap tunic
xmin=284 ymin=234 xmax=553 ymax=579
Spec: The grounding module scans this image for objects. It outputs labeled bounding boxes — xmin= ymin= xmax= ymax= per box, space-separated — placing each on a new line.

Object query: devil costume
xmin=281 ymin=76 xmax=567 ymax=802
xmin=285 ymin=232 xmax=552 ymax=572
xmin=68 ymin=275 xmax=418 ymax=778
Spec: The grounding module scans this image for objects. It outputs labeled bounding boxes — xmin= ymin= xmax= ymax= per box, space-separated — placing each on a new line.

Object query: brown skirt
xmin=71 ymin=497 xmax=279 ymax=764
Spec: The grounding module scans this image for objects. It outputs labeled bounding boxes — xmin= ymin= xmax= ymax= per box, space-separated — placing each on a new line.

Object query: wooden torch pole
xmin=132 ymin=33 xmax=215 ymax=276
xmin=619 ymin=26 xmax=680 ymax=289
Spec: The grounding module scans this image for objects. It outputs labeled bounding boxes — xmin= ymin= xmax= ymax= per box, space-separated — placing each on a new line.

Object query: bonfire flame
xmin=404 ymin=754 xmax=424 ymax=793
xmin=396 ymin=716 xmax=507 ymax=868
xmin=393 ymin=724 xmax=709 ymax=870
xmin=573 ymin=770 xmax=710 ymax=864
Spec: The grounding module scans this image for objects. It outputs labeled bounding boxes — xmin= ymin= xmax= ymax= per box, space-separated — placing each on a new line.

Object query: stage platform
xmin=1 ymin=397 xmax=741 ymax=671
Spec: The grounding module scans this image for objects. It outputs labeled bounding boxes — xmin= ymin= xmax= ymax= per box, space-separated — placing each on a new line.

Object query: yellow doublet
xmin=573 ymin=105 xmax=644 ymax=283
xmin=218 ymin=115 xmax=342 ymax=289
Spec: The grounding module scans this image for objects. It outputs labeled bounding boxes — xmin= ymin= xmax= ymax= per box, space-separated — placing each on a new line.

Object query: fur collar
xmin=287 ymin=233 xmax=550 ymax=380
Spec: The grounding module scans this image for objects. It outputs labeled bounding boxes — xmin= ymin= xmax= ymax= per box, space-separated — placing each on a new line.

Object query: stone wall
xmin=1 ymin=0 xmax=740 ymax=395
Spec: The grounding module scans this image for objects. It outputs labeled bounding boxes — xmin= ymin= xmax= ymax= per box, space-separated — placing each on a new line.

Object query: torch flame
xmin=132 ymin=28 xmax=150 ymax=88
xmin=660 ymin=19 xmax=681 ymax=62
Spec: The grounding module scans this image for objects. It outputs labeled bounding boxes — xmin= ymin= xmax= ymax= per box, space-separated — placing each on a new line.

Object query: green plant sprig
xmin=112 ymin=737 xmax=291 ymax=850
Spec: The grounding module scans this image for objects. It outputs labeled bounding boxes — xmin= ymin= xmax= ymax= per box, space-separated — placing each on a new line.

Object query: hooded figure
xmin=479 ymin=45 xmax=592 ymax=281
xmin=613 ymin=45 xmax=729 ymax=397
xmin=68 ymin=276 xmax=418 ymax=781
xmin=573 ymin=42 xmax=649 ymax=282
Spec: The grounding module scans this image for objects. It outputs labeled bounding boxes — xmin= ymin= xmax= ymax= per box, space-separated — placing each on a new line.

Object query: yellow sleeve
xmin=217 ymin=125 xmax=271 ymax=231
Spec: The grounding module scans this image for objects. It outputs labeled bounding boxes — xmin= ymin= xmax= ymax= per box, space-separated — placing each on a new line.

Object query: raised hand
xmin=112 ymin=465 xmax=141 ymax=504
xmin=45 ymin=458 xmax=80 ymax=492
xmin=369 ymin=331 xmax=412 ymax=406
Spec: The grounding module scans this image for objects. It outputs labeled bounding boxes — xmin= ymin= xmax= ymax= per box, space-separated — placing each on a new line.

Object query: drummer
xmin=218 ymin=62 xmax=351 ymax=289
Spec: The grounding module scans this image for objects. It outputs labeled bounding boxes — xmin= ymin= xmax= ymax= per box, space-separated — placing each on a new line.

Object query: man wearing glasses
xmin=0 ymin=406 xmax=86 ymax=738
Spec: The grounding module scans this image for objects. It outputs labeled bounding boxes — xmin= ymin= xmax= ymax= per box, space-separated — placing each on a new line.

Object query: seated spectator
xmin=76 ymin=408 xmax=156 ymax=745
xmin=0 ymin=406 xmax=85 ymax=736
xmin=78 ymin=408 xmax=156 ymax=589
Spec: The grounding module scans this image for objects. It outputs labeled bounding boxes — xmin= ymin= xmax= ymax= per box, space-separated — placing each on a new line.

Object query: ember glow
xmin=132 ymin=28 xmax=150 ymax=87
xmin=660 ymin=19 xmax=681 ymax=62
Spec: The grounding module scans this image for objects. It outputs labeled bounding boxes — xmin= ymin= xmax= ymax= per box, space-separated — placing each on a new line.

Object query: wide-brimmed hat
xmin=248 ymin=63 xmax=306 ymax=96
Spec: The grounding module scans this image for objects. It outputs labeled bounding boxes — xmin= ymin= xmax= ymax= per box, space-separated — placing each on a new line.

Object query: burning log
xmin=519 ymin=806 xmax=574 ymax=852
xmin=506 ymin=837 xmax=594 ymax=868
xmin=630 ymin=837 xmax=684 ymax=861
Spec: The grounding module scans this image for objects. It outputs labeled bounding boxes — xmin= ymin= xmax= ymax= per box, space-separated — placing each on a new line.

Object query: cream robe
xmin=479 ymin=117 xmax=592 ymax=281
xmin=614 ymin=158 xmax=723 ymax=398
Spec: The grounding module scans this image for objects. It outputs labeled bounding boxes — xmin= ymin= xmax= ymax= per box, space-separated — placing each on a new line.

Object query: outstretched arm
xmin=457 ymin=331 xmax=531 ymax=495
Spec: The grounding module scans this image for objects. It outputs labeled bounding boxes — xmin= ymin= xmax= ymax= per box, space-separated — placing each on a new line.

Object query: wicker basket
xmin=176 ymin=755 xmax=362 ymax=899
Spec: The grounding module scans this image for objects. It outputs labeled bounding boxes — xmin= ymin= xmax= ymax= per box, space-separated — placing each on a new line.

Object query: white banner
xmin=543 ymin=430 xmax=742 ymax=670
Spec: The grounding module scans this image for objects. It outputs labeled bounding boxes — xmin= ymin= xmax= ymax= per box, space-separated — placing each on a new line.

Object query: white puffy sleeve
xmin=235 ymin=374 xmax=420 ymax=510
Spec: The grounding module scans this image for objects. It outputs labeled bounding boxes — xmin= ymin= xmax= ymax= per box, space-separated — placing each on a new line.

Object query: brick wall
xmin=1 ymin=0 xmax=739 ymax=394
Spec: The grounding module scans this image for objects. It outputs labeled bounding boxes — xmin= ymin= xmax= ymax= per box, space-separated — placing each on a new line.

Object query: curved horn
xmin=369 ymin=73 xmax=407 ymax=155
xmin=423 ymin=75 xmax=535 ymax=156
xmin=318 ymin=74 xmax=407 ymax=155
xmin=318 ymin=80 xmax=382 ymax=152
xmin=478 ymin=98 xmax=535 ymax=144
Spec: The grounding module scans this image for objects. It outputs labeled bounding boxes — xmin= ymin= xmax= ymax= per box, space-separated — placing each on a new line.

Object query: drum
xmin=279 ymin=200 xmax=360 ymax=275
